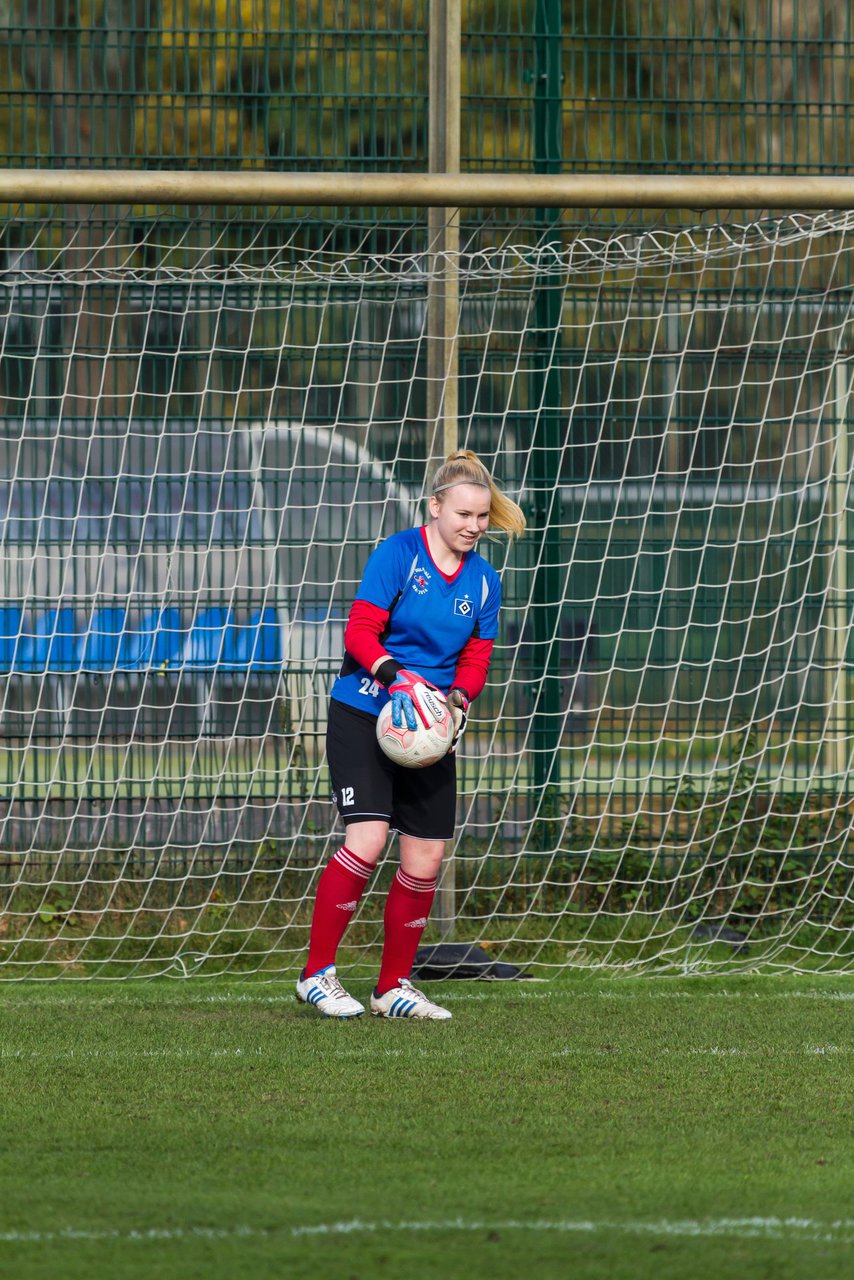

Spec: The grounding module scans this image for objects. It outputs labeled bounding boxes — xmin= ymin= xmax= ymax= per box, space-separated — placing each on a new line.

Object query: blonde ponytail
xmin=431 ymin=449 xmax=527 ymax=539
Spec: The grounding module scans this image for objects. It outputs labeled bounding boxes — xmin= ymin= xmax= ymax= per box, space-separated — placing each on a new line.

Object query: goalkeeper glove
xmin=386 ymin=668 xmax=444 ymax=731
xmin=447 ymin=687 xmax=470 ymax=749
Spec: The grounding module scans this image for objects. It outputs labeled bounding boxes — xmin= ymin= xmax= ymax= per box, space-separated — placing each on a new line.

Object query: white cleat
xmin=370 ymin=977 xmax=452 ymax=1021
xmin=295 ymin=965 xmax=365 ymax=1019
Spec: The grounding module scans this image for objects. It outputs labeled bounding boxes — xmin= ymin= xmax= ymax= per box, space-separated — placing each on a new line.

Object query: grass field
xmin=2 ymin=974 xmax=854 ymax=1280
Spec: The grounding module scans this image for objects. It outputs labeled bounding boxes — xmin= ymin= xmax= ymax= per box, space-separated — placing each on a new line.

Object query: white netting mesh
xmin=0 ymin=203 xmax=853 ymax=977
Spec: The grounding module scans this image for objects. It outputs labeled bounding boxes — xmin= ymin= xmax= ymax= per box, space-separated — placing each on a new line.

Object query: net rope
xmin=0 ymin=204 xmax=852 ymax=976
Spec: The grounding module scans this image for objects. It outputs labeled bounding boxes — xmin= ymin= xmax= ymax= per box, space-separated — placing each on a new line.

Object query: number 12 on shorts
xmin=340 ymin=786 xmax=354 ymax=806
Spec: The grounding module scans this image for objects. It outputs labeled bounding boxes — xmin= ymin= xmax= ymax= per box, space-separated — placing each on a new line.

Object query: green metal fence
xmin=0 ymin=2 xmax=852 ymax=850
xmin=2 ymin=2 xmax=852 ymax=174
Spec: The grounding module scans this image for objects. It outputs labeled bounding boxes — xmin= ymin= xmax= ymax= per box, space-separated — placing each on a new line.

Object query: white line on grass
xmin=436 ymin=987 xmax=854 ymax=1003
xmin=3 ymin=1043 xmax=852 ymax=1061
xmin=552 ymin=1043 xmax=853 ymax=1057
xmin=2 ymin=1217 xmax=854 ymax=1247
xmin=2 ymin=986 xmax=854 ymax=1011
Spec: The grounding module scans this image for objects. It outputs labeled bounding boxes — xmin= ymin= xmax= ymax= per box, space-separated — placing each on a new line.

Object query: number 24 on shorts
xmin=358 ymin=677 xmax=381 ymax=698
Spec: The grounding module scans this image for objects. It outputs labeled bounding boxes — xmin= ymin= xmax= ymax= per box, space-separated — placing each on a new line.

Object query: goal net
xmin=1 ymin=197 xmax=853 ymax=978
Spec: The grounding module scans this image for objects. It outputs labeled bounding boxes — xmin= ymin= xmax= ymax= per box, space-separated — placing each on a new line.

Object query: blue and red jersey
xmin=330 ymin=525 xmax=501 ymax=718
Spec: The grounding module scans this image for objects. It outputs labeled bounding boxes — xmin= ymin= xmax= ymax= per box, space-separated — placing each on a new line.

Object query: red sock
xmin=305 ymin=846 xmax=374 ymax=977
xmin=376 ymin=868 xmax=437 ymax=995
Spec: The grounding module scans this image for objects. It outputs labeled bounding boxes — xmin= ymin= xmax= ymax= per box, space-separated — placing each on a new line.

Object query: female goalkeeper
xmin=296 ymin=449 xmax=525 ymax=1020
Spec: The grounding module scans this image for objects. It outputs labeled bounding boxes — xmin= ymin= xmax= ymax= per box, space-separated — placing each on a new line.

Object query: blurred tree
xmin=4 ymin=0 xmax=155 ymax=413
xmin=632 ymin=0 xmax=851 ymax=173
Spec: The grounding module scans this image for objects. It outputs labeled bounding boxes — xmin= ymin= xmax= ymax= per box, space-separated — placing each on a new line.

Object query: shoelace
xmin=317 ymin=972 xmax=348 ymax=999
xmin=397 ymin=979 xmax=428 ymax=1002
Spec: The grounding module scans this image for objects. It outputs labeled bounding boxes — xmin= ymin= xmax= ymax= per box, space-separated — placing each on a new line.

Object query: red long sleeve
xmin=452 ymin=637 xmax=494 ymax=702
xmin=343 ymin=599 xmax=391 ymax=673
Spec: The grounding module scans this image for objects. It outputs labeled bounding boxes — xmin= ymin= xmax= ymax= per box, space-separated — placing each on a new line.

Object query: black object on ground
xmin=412 ymin=942 xmax=532 ymax=981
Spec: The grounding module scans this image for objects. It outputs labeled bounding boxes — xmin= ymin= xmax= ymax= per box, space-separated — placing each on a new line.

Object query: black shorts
xmin=326 ymin=699 xmax=457 ymax=841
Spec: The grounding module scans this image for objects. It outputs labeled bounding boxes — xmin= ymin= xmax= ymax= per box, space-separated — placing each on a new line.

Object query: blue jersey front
xmin=330 ymin=526 xmax=502 ymax=717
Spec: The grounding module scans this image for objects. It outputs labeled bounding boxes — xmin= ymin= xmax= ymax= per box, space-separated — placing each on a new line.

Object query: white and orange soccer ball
xmin=375 ymin=685 xmax=454 ymax=768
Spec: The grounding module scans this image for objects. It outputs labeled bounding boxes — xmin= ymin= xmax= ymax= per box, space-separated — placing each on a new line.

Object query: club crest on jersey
xmin=411 ymin=565 xmax=431 ymax=595
xmin=454 ymin=594 xmax=473 ymax=617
